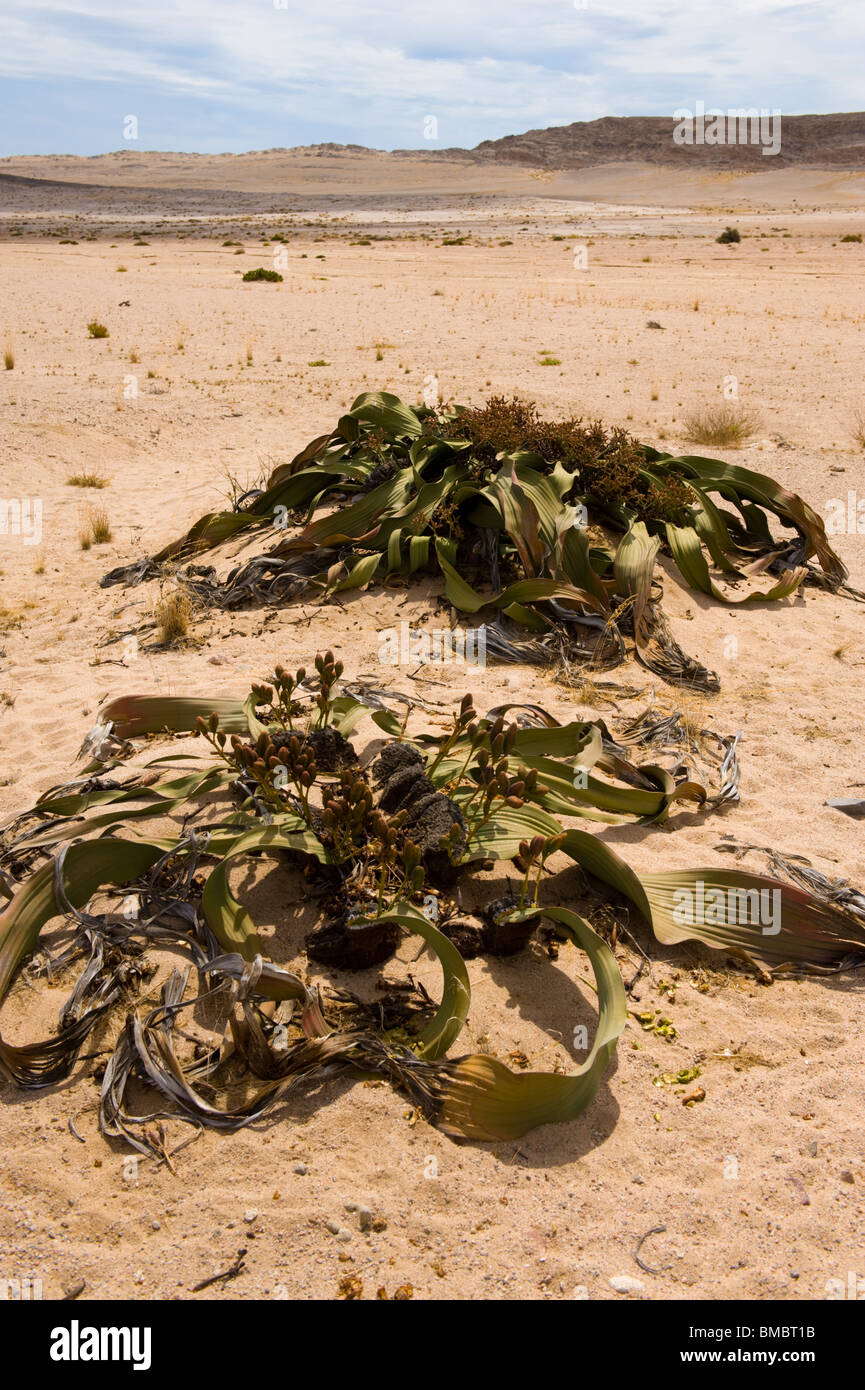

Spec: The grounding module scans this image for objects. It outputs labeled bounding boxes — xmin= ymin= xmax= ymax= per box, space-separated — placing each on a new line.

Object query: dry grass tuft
xmin=153 ymin=587 xmax=193 ymax=644
xmin=683 ymin=401 xmax=761 ymax=449
xmin=79 ymin=506 xmax=113 ymax=548
xmin=67 ymin=473 xmax=108 ymax=488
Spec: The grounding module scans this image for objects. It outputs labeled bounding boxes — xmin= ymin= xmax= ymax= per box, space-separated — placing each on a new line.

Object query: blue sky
xmin=1 ymin=0 xmax=861 ymax=156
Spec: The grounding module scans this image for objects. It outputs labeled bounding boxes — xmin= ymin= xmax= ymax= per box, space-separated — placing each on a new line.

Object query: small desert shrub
xmin=87 ymin=321 xmax=109 ymax=338
xmin=716 ymin=227 xmax=741 ymax=244
xmin=308 ymin=359 xmax=329 ymax=367
xmin=67 ymin=473 xmax=108 ymax=488
xmin=3 ymin=347 xmax=13 ymax=371
xmin=840 ymin=233 xmax=862 ymax=243
xmin=242 ymin=267 xmax=282 ymax=282
xmin=683 ymin=401 xmax=760 ymax=448
xmin=153 ymin=587 xmax=192 ymax=644
xmin=852 ymin=409 xmax=865 ymax=450
xmin=538 ymin=356 xmax=561 ymax=366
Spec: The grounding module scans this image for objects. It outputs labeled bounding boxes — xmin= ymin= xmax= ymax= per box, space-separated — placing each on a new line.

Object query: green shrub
xmin=242 ymin=267 xmax=283 ymax=282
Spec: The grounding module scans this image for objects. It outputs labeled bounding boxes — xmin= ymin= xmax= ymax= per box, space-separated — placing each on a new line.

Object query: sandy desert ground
xmin=0 ymin=157 xmax=864 ymax=1302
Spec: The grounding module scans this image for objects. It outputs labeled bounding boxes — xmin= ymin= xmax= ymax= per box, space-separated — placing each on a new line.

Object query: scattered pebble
xmin=293 ymin=1163 xmax=308 ymax=1175
xmin=243 ymin=1209 xmax=259 ymax=1223
xmin=151 ymin=1220 xmax=161 ymax=1231
xmin=610 ymin=1275 xmax=644 ymax=1294
xmin=841 ymin=1171 xmax=855 ymax=1184
xmin=358 ymin=1206 xmax=374 ymax=1232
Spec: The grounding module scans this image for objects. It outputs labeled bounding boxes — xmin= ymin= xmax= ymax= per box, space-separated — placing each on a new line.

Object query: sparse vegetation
xmin=87 ymin=320 xmax=109 ymax=339
xmin=101 ymin=392 xmax=850 ymax=697
xmin=242 ymin=267 xmax=283 ymax=282
xmin=3 ymin=346 xmax=13 ymax=371
xmin=840 ymin=234 xmax=862 ymax=243
xmin=852 ymin=408 xmax=865 ymax=450
xmin=79 ymin=506 xmax=113 ymax=548
xmin=1 ymin=648 xmax=863 ymax=1159
xmin=67 ymin=473 xmax=108 ymax=489
xmin=683 ymin=400 xmax=760 ymax=448
xmin=153 ymin=586 xmax=193 ymax=644
xmin=716 ymin=227 xmax=741 ymax=245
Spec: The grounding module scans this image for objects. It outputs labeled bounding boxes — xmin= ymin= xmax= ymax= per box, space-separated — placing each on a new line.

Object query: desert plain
xmin=0 ymin=150 xmax=864 ymax=1301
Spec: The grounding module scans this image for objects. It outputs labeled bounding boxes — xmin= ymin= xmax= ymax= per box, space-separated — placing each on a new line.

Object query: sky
xmin=0 ymin=0 xmax=862 ymax=157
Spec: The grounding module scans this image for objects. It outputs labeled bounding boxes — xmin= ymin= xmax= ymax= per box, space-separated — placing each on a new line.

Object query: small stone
xmin=609 ymin=1275 xmax=644 ymax=1294
xmin=293 ymin=1163 xmax=308 ymax=1175
xmin=358 ymin=1206 xmax=374 ymax=1232
xmin=151 ymin=1220 xmax=161 ymax=1231
xmin=806 ymin=1141 xmax=818 ymax=1157
xmin=243 ymin=1209 xmax=259 ymax=1222
xmin=841 ymin=1171 xmax=855 ymax=1184
xmin=631 ymin=1175 xmax=645 ymax=1185
xmin=326 ymin=1220 xmax=341 ymax=1235
xmin=344 ymin=1201 xmax=358 ymax=1213
xmin=336 ymin=1227 xmax=352 ymax=1243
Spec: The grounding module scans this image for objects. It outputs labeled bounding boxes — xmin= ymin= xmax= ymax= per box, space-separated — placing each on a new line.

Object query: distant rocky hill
xmin=455 ymin=112 xmax=865 ymax=169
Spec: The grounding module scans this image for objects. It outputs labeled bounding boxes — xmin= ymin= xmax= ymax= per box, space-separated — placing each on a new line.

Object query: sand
xmin=0 ymin=158 xmax=864 ymax=1302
